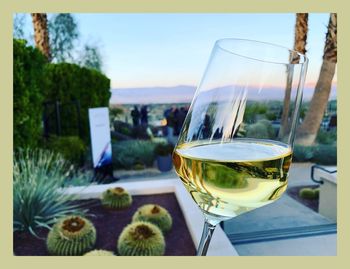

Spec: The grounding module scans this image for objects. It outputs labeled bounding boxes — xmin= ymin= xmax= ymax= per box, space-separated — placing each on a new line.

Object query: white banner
xmin=88 ymin=107 xmax=112 ymax=168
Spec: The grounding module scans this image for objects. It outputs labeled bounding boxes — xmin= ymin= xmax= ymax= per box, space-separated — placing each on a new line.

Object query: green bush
xmin=110 ymin=107 xmax=124 ymax=121
xmin=46 ymin=136 xmax=86 ymax=166
xmin=112 ymin=140 xmax=157 ymax=169
xmin=293 ymin=144 xmax=337 ymax=165
xmin=246 ymin=120 xmax=275 ymax=139
xmin=312 ymin=144 xmax=337 ymax=165
xmin=13 ymin=40 xmax=111 ymax=149
xmin=13 ymin=39 xmax=47 ymax=148
xmin=292 ymin=145 xmax=314 ymax=162
xmin=266 ymin=112 xmax=278 ymax=121
xmin=316 ymin=129 xmax=337 ymax=145
xmin=243 ymin=102 xmax=268 ymax=123
xmin=120 ymin=126 xmax=132 ymax=136
xmin=13 ymin=149 xmax=87 ymax=236
xmin=44 ymin=63 xmax=111 ymax=143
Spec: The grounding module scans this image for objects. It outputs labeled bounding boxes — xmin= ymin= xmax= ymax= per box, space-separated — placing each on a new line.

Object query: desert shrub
xmin=13 ymin=149 xmax=87 ymax=236
xmin=114 ymin=120 xmax=132 ymax=136
xmin=13 ymin=39 xmax=47 ymax=148
xmin=132 ymin=125 xmax=152 ymax=139
xmin=243 ymin=102 xmax=268 ymax=123
xmin=292 ymin=144 xmax=337 ymax=165
xmin=110 ymin=107 xmax=124 ymax=122
xmin=120 ymin=126 xmax=132 ymax=136
xmin=316 ymin=129 xmax=337 ymax=145
xmin=246 ymin=120 xmax=275 ymax=139
xmin=312 ymin=144 xmax=337 ymax=165
xmin=112 ymin=140 xmax=157 ymax=169
xmin=292 ymin=145 xmax=314 ymax=162
xmin=44 ymin=63 xmax=111 ymax=143
xmin=45 ymin=136 xmax=86 ymax=166
xmin=266 ymin=112 xmax=278 ymax=121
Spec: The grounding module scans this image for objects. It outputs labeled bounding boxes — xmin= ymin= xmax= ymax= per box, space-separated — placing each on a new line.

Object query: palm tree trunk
xmin=31 ymin=13 xmax=51 ymax=61
xmin=280 ymin=13 xmax=308 ymax=138
xmin=296 ymin=13 xmax=337 ymax=145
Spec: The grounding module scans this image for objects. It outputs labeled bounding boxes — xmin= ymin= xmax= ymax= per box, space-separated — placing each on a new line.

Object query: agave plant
xmin=13 ymin=148 xmax=88 ymax=237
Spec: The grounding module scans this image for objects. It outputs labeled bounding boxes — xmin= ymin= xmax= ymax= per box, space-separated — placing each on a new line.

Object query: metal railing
xmin=311 ymin=165 xmax=337 ymax=184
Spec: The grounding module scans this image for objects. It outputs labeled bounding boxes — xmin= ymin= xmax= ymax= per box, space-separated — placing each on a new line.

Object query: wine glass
xmin=172 ymin=38 xmax=308 ymax=256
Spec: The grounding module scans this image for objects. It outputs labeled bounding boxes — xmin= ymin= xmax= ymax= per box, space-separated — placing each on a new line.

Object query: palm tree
xmin=296 ymin=13 xmax=337 ymax=145
xmin=280 ymin=13 xmax=308 ymax=138
xmin=31 ymin=13 xmax=51 ymax=61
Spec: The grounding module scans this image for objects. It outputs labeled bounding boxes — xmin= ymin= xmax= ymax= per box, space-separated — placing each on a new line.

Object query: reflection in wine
xmin=173 ymin=139 xmax=292 ymax=220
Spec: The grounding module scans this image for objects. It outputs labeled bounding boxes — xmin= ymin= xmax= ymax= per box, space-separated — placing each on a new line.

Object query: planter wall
xmin=65 ymin=179 xmax=238 ymax=256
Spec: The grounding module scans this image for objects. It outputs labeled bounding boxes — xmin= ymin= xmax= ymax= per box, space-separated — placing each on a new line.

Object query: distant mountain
xmin=110 ymin=84 xmax=337 ymax=104
xmin=110 ymin=85 xmax=196 ymax=104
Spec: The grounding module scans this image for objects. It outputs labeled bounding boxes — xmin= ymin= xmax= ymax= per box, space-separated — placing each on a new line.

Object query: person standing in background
xmin=140 ymin=105 xmax=149 ymax=126
xmin=131 ymin=105 xmax=140 ymax=126
xmin=165 ymin=106 xmax=177 ymax=145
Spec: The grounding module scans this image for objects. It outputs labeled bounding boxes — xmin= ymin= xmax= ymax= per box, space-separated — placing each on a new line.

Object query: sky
xmin=18 ymin=13 xmax=336 ymax=91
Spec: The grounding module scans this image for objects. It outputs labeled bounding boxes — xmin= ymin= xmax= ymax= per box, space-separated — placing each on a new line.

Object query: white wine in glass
xmin=173 ymin=38 xmax=308 ymax=256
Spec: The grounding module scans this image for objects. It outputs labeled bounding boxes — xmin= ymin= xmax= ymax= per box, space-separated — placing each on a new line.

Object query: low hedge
xmin=13 ymin=39 xmax=112 ymax=149
xmin=45 ymin=136 xmax=87 ymax=166
xmin=44 ymin=63 xmax=111 ymax=143
xmin=293 ymin=144 xmax=337 ymax=165
xmin=112 ymin=140 xmax=158 ymax=169
xmin=316 ymin=129 xmax=337 ymax=145
xmin=246 ymin=119 xmax=275 ymax=139
xmin=13 ymin=39 xmax=47 ymax=148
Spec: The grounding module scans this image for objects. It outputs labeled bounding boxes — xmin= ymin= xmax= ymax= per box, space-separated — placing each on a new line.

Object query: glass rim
xmin=215 ymin=38 xmax=309 ymax=65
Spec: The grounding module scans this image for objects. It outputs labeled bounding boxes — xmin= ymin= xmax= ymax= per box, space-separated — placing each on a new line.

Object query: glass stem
xmin=196 ymin=220 xmax=217 ymax=256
